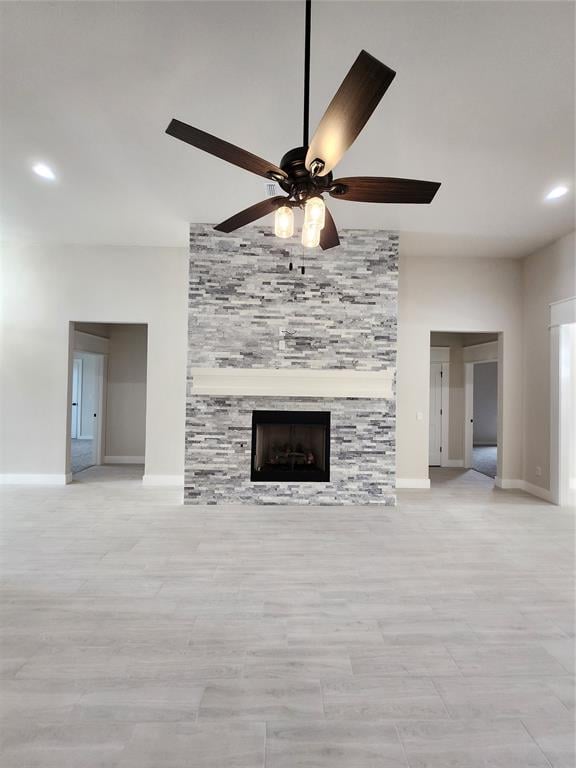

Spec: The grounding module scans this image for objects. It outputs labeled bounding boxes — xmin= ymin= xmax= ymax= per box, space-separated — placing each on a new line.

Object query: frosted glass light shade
xmin=274 ymin=206 xmax=294 ymax=238
xmin=304 ymin=196 xmax=325 ymax=229
xmin=302 ymin=220 xmax=321 ymax=248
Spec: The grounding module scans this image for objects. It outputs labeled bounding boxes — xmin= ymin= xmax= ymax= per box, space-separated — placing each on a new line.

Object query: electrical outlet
xmin=535 ymin=466 xmax=542 ymax=477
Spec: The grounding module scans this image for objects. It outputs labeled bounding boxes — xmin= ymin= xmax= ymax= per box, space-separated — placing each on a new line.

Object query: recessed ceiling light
xmin=545 ymin=185 xmax=568 ymax=200
xmin=32 ymin=162 xmax=56 ymax=181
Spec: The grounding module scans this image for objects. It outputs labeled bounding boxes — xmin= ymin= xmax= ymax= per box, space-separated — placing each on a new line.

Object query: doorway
xmin=429 ymin=332 xmax=500 ymax=483
xmin=68 ymin=322 xmax=148 ymax=480
xmin=465 ymin=361 xmax=498 ymax=478
xmin=551 ymin=308 xmax=576 ymax=506
xmin=428 ymin=349 xmax=449 ymax=467
xmin=70 ymin=352 xmax=105 ymax=473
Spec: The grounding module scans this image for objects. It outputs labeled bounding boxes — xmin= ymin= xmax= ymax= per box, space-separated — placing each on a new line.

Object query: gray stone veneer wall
xmin=188 ymin=226 xmax=398 ymax=369
xmin=186 ymin=225 xmax=399 ymax=505
xmin=185 ymin=396 xmax=395 ymax=505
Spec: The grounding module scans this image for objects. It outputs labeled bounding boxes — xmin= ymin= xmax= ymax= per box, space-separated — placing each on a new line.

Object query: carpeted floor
xmin=71 ymin=438 xmax=94 ymax=474
xmin=472 ymin=444 xmax=497 ymax=478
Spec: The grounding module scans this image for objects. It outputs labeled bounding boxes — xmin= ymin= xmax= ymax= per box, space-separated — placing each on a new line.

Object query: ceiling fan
xmin=166 ymin=0 xmax=440 ymax=250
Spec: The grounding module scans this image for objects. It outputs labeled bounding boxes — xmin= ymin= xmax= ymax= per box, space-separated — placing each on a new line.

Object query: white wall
xmin=397 ymin=253 xmax=523 ymax=485
xmin=105 ymin=324 xmax=147 ymax=461
xmin=1 ymin=232 xmax=573 ymax=496
xmin=0 ymin=242 xmax=188 ymax=482
xmin=522 ymin=231 xmax=575 ymax=492
xmin=473 ymin=361 xmax=498 ymax=445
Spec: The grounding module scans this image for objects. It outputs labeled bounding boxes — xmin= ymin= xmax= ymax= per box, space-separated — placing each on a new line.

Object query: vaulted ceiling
xmin=0 ymin=1 xmax=573 ymax=258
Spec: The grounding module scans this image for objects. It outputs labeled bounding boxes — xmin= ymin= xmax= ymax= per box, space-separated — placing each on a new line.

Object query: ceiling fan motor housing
xmin=277 ymin=146 xmax=333 ymax=202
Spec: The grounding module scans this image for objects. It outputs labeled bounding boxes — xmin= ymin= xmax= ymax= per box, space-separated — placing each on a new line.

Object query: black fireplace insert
xmin=250 ymin=410 xmax=330 ymax=482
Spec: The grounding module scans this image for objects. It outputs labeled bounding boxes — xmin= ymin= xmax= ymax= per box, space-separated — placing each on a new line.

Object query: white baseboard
xmin=142 ymin=474 xmax=184 ymax=487
xmin=495 ymin=477 xmax=520 ymax=489
xmin=495 ymin=477 xmax=553 ymax=503
xmin=443 ymin=459 xmax=464 ymax=468
xmin=396 ymin=478 xmax=431 ymax=489
xmin=104 ymin=456 xmax=145 ymax=464
xmin=521 ymin=481 xmax=553 ymax=503
xmin=0 ymin=473 xmax=70 ymax=485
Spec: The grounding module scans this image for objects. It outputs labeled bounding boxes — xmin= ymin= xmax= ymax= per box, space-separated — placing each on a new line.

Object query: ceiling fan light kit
xmin=274 ymin=205 xmax=294 ymax=239
xmin=166 ymin=0 xmax=440 ymax=251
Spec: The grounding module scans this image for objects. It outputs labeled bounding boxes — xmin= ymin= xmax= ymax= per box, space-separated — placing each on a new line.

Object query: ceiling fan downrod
xmin=303 ymin=0 xmax=311 ymax=148
xmin=165 ymin=0 xmax=441 ymax=251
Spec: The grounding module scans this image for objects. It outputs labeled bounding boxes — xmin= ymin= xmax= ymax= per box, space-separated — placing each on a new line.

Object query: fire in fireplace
xmin=251 ymin=410 xmax=330 ymax=482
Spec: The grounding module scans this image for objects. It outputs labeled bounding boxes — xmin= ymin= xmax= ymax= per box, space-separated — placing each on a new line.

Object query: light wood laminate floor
xmin=1 ymin=467 xmax=574 ymax=767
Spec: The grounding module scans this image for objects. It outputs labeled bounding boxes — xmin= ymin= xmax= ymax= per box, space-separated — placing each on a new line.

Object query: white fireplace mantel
xmin=190 ymin=367 xmax=394 ymax=399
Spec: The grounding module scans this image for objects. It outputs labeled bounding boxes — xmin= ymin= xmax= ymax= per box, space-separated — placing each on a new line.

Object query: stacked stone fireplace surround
xmin=185 ymin=225 xmax=398 ymax=505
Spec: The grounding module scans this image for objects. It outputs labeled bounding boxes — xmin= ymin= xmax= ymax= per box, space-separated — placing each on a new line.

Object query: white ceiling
xmin=0 ymin=1 xmax=574 ymax=258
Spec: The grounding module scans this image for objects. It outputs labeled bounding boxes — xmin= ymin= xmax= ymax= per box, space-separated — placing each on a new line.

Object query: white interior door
xmin=429 ymin=362 xmax=443 ymax=466
xmin=70 ymin=358 xmax=82 ymax=438
xmin=559 ymin=323 xmax=576 ymax=506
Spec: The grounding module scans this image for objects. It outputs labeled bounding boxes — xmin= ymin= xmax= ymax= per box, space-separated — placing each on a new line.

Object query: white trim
xmin=522 ymin=481 xmax=553 ymax=503
xmin=71 ymin=357 xmax=82 ymax=439
xmin=440 ymin=363 xmax=450 ymax=467
xmin=104 ymin=456 xmax=145 ymax=464
xmin=95 ymin=354 xmax=107 ymax=466
xmin=555 ymin=322 xmax=576 ymax=506
xmin=495 ymin=477 xmax=521 ymax=490
xmin=142 ymin=474 xmax=184 ymax=486
xmin=550 ymin=296 xmax=576 ymax=327
xmin=550 ymin=325 xmax=561 ymax=505
xmin=190 ymin=367 xmax=394 ymax=399
xmin=494 ymin=477 xmax=552 ymax=502
xmin=462 ymin=340 xmax=497 ymax=351
xmin=444 ymin=459 xmax=464 ymax=467
xmin=462 ymin=341 xmax=499 ymax=362
xmin=464 ymin=362 xmax=474 ymax=468
xmin=0 ymin=474 xmax=70 ymax=485
xmin=396 ymin=478 xmax=431 ymax=489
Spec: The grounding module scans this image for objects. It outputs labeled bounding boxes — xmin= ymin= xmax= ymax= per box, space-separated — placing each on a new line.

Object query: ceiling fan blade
xmin=330 ymin=176 xmax=441 ymax=203
xmin=305 ymin=50 xmax=396 ymax=176
xmin=166 ymin=119 xmax=287 ymax=180
xmin=214 ymin=196 xmax=287 ymax=233
xmin=320 ymin=207 xmax=340 ymax=250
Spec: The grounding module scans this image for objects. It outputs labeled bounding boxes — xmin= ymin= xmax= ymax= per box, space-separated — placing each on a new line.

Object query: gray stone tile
xmin=72 ymin=682 xmax=205 ymax=722
xmin=322 ymin=676 xmax=448 ymax=720
xmin=398 ymin=719 xmax=551 ymax=767
xmin=243 ymin=647 xmax=353 ymax=679
xmin=447 ymin=644 xmax=569 ymax=676
xmin=198 ymin=679 xmax=324 ymax=720
xmin=0 ymin=722 xmax=133 ymax=768
xmin=266 ymin=721 xmax=407 ymax=767
xmin=522 ymin=715 xmax=576 ymax=768
xmin=404 ymin=744 xmax=552 ymax=768
xmin=350 ymin=645 xmax=461 ymax=676
xmin=397 ymin=717 xmax=534 ymax=751
xmin=117 ymin=722 xmax=265 ymax=768
xmin=1 ymin=469 xmax=574 ymax=767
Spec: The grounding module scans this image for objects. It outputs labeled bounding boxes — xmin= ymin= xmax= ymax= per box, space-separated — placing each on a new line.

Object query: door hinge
xmin=440 ymin=370 xmax=443 ymax=378
xmin=440 ymin=446 xmax=442 ymax=453
xmin=440 ymin=408 xmax=443 ymax=415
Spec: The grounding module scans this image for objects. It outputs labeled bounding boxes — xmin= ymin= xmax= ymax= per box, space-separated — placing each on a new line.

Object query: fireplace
xmin=251 ymin=410 xmax=330 ymax=482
